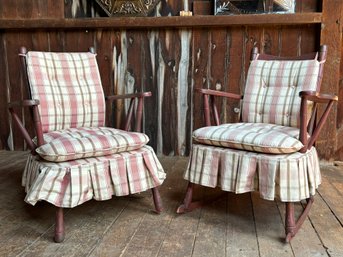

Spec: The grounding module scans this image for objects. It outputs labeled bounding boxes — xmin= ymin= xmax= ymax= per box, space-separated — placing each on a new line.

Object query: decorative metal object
xmin=214 ymin=0 xmax=295 ymax=15
xmin=94 ymin=0 xmax=161 ymax=16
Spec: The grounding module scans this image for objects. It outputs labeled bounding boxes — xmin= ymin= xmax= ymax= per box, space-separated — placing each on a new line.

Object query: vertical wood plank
xmin=210 ymin=28 xmax=228 ymax=122
xmin=191 ymin=28 xmax=210 ymax=130
xmin=0 ymin=33 xmax=8 ymax=149
xmin=177 ymin=29 xmax=192 ymax=155
xmin=141 ymin=30 xmax=157 ymax=149
xmin=94 ymin=29 xmax=115 ymax=126
xmin=319 ymin=0 xmax=342 ymax=159
xmin=159 ymin=29 xmax=179 ymax=155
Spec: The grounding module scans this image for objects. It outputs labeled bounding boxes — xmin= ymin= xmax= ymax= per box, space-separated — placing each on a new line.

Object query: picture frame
xmin=94 ymin=0 xmax=161 ymax=16
xmin=214 ymin=0 xmax=295 ymax=15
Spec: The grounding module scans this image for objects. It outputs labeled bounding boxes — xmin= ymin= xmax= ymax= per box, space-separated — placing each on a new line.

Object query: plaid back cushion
xmin=36 ymin=127 xmax=149 ymax=162
xmin=242 ymin=59 xmax=320 ymax=127
xmin=26 ymin=51 xmax=106 ymax=132
xmin=193 ymin=123 xmax=304 ymax=154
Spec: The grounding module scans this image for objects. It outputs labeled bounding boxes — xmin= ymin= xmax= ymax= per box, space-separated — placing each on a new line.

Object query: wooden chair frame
xmin=8 ymin=47 xmax=163 ymax=243
xmin=177 ymin=45 xmax=338 ymax=242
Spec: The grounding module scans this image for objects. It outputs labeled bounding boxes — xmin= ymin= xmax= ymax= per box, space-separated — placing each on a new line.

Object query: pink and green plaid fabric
xmin=23 ymin=145 xmax=166 ymax=208
xmin=193 ymin=123 xmax=304 ymax=154
xmin=26 ymin=51 xmax=106 ymax=132
xmin=36 ymin=127 xmax=149 ymax=162
xmin=184 ymin=144 xmax=321 ymax=202
xmin=242 ymin=59 xmax=320 ymax=127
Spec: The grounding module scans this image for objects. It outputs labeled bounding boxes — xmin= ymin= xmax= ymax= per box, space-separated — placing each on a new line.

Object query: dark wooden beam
xmin=0 ymin=13 xmax=322 ymax=30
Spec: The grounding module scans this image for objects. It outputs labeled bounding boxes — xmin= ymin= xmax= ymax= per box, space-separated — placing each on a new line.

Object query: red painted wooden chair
xmin=8 ymin=47 xmax=166 ymax=242
xmin=177 ymin=45 xmax=337 ymax=242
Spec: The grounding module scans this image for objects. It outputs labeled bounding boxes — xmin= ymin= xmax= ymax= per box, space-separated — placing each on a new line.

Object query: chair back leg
xmin=151 ymin=187 xmax=163 ymax=213
xmin=54 ymin=207 xmax=65 ymax=243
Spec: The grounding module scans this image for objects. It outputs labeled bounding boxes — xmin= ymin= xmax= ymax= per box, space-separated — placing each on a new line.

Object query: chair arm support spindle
xmin=299 ymin=90 xmax=338 ymax=150
xmin=106 ymin=91 xmax=151 ymax=132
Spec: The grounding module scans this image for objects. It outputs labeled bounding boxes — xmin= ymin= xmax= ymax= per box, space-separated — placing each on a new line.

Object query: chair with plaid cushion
xmin=8 ymin=47 xmax=166 ymax=243
xmin=177 ymin=45 xmax=337 ymax=242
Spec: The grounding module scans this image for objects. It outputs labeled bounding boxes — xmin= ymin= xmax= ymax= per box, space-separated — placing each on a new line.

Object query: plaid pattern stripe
xmin=184 ymin=144 xmax=321 ymax=202
xmin=193 ymin=123 xmax=303 ymax=154
xmin=242 ymin=59 xmax=320 ymax=127
xmin=23 ymin=145 xmax=166 ymax=208
xmin=36 ymin=127 xmax=149 ymax=162
xmin=26 ymin=51 xmax=106 ymax=132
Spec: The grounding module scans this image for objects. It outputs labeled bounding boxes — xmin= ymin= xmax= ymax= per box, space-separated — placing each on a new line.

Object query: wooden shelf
xmin=0 ymin=13 xmax=322 ymax=30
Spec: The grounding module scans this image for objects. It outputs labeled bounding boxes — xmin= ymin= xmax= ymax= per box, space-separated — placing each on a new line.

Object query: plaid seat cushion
xmin=23 ymin=145 xmax=166 ymax=208
xmin=193 ymin=123 xmax=303 ymax=154
xmin=36 ymin=127 xmax=149 ymax=162
xmin=242 ymin=59 xmax=320 ymax=127
xmin=26 ymin=51 xmax=106 ymax=132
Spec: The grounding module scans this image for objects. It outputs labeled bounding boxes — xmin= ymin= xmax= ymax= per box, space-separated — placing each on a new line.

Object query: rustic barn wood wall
xmin=2 ymin=0 xmax=340 ymax=160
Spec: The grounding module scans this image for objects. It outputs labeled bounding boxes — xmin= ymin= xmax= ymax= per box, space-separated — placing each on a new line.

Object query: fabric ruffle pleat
xmin=22 ymin=145 xmax=166 ymax=208
xmin=184 ymin=144 xmax=321 ymax=202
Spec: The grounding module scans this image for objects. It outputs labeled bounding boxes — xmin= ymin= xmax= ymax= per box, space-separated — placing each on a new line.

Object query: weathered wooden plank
xmin=279 ymin=26 xmax=301 ymax=57
xmin=192 ymin=194 xmax=227 ymax=257
xmin=210 ymin=28 xmax=228 ymax=123
xmin=4 ymin=32 xmax=25 ymax=150
xmin=191 ymin=28 xmax=210 ymax=130
xmin=225 ymin=27 xmax=245 ymax=123
xmin=0 ymin=13 xmax=323 ymax=30
xmin=117 ymin=158 xmax=189 ymax=257
xmin=296 ymin=0 xmax=320 ymax=13
xmin=299 ymin=25 xmax=318 ymax=56
xmin=226 ymin=193 xmax=259 ymax=257
xmin=276 ymin=201 xmax=329 ymax=257
xmin=251 ymin=192 xmax=294 ymax=257
xmin=317 ymin=167 xmax=343 ymax=225
xmin=47 ymin=0 xmax=64 ymax=18
xmin=318 ymin=0 xmax=342 ymax=159
xmin=159 ymin=29 xmax=179 ymax=155
xmin=307 ymin=192 xmax=343 ymax=257
xmin=63 ymin=30 xmax=95 ymax=52
xmin=94 ymin=29 xmax=116 ymax=127
xmin=261 ymin=26 xmax=281 ymax=55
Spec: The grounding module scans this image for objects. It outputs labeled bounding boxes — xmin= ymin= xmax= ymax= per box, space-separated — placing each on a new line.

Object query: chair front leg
xmin=54 ymin=207 xmax=65 ymax=243
xmin=151 ymin=187 xmax=163 ymax=214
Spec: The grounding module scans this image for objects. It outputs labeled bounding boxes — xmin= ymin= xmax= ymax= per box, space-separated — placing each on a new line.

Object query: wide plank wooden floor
xmin=0 ymin=150 xmax=343 ymax=257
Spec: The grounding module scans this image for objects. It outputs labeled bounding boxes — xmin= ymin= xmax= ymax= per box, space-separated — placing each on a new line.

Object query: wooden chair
xmin=177 ymin=45 xmax=337 ymax=242
xmin=8 ymin=47 xmax=166 ymax=242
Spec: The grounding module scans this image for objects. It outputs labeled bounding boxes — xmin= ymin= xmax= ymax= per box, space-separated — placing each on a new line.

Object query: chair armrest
xmin=196 ymin=88 xmax=242 ymax=100
xmin=8 ymin=99 xmax=43 ymax=150
xmin=106 ymin=92 xmax=152 ymax=132
xmin=299 ymin=91 xmax=338 ymax=103
xmin=8 ymin=99 xmax=40 ymax=108
xmin=105 ymin=92 xmax=152 ymax=102
xmin=196 ymin=88 xmax=242 ymax=126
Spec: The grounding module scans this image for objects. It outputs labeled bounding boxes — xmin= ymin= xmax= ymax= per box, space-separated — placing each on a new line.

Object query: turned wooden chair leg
xmin=54 ymin=207 xmax=65 ymax=243
xmin=285 ymin=202 xmax=296 ymax=242
xmin=285 ymin=196 xmax=314 ymax=242
xmin=176 ymin=182 xmax=194 ymax=213
xmin=151 ymin=187 xmax=163 ymax=214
